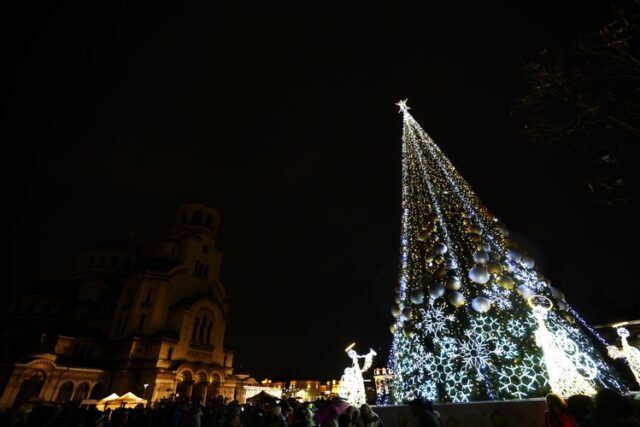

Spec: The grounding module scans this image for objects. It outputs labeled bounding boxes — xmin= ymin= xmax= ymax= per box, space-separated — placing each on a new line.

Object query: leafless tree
xmin=516 ymin=1 xmax=640 ymax=205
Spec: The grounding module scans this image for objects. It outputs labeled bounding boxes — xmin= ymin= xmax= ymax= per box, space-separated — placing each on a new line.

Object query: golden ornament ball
xmin=447 ymin=291 xmax=465 ymax=308
xmin=469 ymin=234 xmax=482 ymax=243
xmin=486 ymin=261 xmax=503 ymax=275
xmin=434 ymin=267 xmax=447 ymax=279
xmin=417 ymin=229 xmax=429 ymax=242
xmin=496 ymin=274 xmax=515 ymax=290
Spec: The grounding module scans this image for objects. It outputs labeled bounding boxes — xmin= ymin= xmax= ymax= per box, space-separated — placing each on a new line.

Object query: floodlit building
xmin=0 ymin=203 xmax=245 ymax=409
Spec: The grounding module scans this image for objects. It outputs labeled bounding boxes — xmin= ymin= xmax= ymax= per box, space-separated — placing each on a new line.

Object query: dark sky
xmin=5 ymin=2 xmax=638 ymax=379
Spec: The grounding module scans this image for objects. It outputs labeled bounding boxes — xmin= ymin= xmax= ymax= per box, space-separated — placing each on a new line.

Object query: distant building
xmin=373 ymin=367 xmax=393 ymax=401
xmin=252 ymin=378 xmax=341 ymax=402
xmin=0 ymin=203 xmax=245 ymax=409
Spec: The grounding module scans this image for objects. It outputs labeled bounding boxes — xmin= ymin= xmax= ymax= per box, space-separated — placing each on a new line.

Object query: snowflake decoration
xmin=497 ymin=354 xmax=548 ymax=399
xmin=428 ymin=352 xmax=456 ymax=384
xmin=445 ymin=371 xmax=473 ymax=403
xmin=484 ymin=284 xmax=513 ymax=310
xmin=507 ymin=319 xmax=527 ymax=338
xmin=416 ymin=379 xmax=438 ymax=401
xmin=493 ymin=338 xmax=519 ymax=360
xmin=457 ymin=330 xmax=496 ymax=380
xmin=438 ymin=336 xmax=459 ymax=357
xmin=419 ymin=303 xmax=455 ymax=336
xmin=469 ymin=315 xmax=503 ymax=342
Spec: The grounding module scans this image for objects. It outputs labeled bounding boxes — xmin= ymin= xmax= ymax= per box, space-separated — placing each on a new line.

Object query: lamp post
xmin=143 ymin=383 xmax=149 ymax=402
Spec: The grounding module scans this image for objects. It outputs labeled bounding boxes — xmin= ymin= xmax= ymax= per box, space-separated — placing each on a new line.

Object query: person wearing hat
xmin=268 ymin=405 xmax=289 ymax=427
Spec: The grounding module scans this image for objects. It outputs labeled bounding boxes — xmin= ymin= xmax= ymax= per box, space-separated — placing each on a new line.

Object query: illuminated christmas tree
xmin=388 ymin=100 xmax=629 ymax=402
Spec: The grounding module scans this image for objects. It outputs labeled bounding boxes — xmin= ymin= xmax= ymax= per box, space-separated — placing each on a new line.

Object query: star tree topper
xmin=396 ymin=99 xmax=410 ymax=113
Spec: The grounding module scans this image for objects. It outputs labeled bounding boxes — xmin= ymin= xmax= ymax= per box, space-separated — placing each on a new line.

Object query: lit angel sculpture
xmin=338 ymin=343 xmax=377 ymax=406
xmin=607 ymin=327 xmax=640 ymax=387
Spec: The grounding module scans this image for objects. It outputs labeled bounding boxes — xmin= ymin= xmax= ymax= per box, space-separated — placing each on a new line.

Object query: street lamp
xmin=143 ymin=383 xmax=149 ymax=401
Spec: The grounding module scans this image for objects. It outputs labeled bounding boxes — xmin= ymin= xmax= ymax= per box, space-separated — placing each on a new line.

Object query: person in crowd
xmin=408 ymin=398 xmax=443 ymax=427
xmin=268 ymin=406 xmax=288 ymax=427
xmin=566 ymin=394 xmax=594 ymax=426
xmin=359 ymin=404 xmax=382 ymax=427
xmin=544 ymin=394 xmax=576 ymax=427
xmin=581 ymin=388 xmax=640 ymax=427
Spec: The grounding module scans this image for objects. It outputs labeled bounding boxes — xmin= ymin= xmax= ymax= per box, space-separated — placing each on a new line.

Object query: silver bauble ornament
xmin=473 ymin=251 xmax=489 ymax=264
xmin=434 ymin=243 xmax=448 ymax=255
xmin=468 ymin=265 xmax=491 ymax=284
xmin=445 ymin=258 xmax=457 ymax=270
xmin=550 ymin=287 xmax=565 ymax=301
xmin=521 ymin=256 xmax=535 ymax=269
xmin=447 ymin=291 xmax=465 ymax=308
xmin=428 ymin=282 xmax=446 ymax=299
xmin=410 ymin=289 xmax=425 ymax=305
xmin=557 ymin=301 xmax=568 ymax=311
xmin=489 ymin=251 xmax=501 ymax=261
xmin=445 ymin=276 xmax=462 ymax=290
xmin=517 ymin=284 xmax=535 ymax=298
xmin=400 ymin=307 xmax=411 ymax=321
xmin=429 ymin=232 xmax=440 ymax=242
xmin=471 ymin=297 xmax=492 ymax=313
xmin=497 ymin=225 xmax=509 ymax=237
xmin=507 ymin=249 xmax=522 ymax=262
xmin=478 ymin=242 xmax=491 ymax=252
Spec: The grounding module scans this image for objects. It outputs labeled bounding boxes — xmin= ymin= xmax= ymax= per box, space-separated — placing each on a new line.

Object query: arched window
xmin=90 ymin=383 xmax=104 ymax=399
xmin=192 ymin=318 xmax=200 ymax=341
xmin=198 ymin=317 xmax=206 ymax=342
xmin=206 ymin=322 xmax=213 ymax=344
xmin=191 ymin=210 xmax=202 ymax=224
xmin=56 ymin=381 xmax=74 ymax=402
xmin=72 ymin=382 xmax=90 ymax=401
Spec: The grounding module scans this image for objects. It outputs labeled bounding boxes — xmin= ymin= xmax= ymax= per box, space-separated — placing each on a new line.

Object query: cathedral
xmin=0 ymin=203 xmax=245 ymax=409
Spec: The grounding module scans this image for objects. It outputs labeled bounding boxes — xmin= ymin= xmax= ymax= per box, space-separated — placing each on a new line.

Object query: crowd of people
xmin=0 ymin=395 xmax=385 ymax=427
xmin=3 ymin=387 xmax=639 ymax=427
xmin=544 ymin=389 xmax=640 ymax=427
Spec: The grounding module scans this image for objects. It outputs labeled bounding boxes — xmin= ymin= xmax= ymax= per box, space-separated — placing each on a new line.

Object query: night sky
xmin=6 ymin=2 xmax=638 ymax=379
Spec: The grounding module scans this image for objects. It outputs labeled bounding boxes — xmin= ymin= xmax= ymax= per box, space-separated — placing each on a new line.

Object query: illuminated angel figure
xmin=529 ymin=296 xmax=596 ymax=397
xmin=338 ymin=343 xmax=377 ymax=406
xmin=607 ymin=327 xmax=640 ymax=387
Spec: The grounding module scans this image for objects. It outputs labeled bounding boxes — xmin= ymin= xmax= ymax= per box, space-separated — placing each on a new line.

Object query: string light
xmin=388 ymin=100 xmax=628 ymax=402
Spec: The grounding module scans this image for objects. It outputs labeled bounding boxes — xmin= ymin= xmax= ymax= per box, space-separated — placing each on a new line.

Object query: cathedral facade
xmin=0 ymin=203 xmax=243 ymax=409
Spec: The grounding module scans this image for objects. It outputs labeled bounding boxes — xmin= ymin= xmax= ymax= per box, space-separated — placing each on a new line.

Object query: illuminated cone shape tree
xmin=388 ymin=101 xmax=629 ymax=403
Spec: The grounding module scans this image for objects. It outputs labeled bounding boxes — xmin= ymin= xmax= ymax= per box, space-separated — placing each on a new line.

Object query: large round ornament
xmin=471 ymin=297 xmax=492 ymax=313
xmin=469 ymin=234 xmax=482 ymax=243
xmin=434 ymin=267 xmax=447 ymax=278
xmin=394 ymin=296 xmax=401 ymax=304
xmin=496 ymin=274 xmax=516 ymax=290
xmin=410 ymin=289 xmax=425 ymax=305
xmin=467 ymin=224 xmax=482 ymax=235
xmin=424 ymin=252 xmax=435 ymax=263
xmin=447 ymin=291 xmax=465 ymax=308
xmin=507 ymin=249 xmax=522 ymax=262
xmin=428 ymin=282 xmax=446 ymax=299
xmin=550 ymin=287 xmax=565 ymax=301
xmin=497 ymin=225 xmax=510 ymax=237
xmin=434 ymin=243 xmax=448 ymax=255
xmin=445 ymin=276 xmax=462 ymax=290
xmin=400 ymin=307 xmax=411 ymax=321
xmin=478 ymin=242 xmax=491 ymax=252
xmin=521 ymin=256 xmax=535 ymax=269
xmin=517 ymin=284 xmax=535 ymax=299
xmin=434 ymin=254 xmax=445 ymax=265
xmin=489 ymin=251 xmax=501 ymax=261
xmin=429 ymin=232 xmax=439 ymax=242
xmin=389 ymin=324 xmax=396 ymax=334
xmin=403 ymin=323 xmax=413 ymax=336
xmin=445 ymin=258 xmax=457 ymax=270
xmin=391 ymin=306 xmax=401 ymax=317
xmin=473 ymin=251 xmax=489 ymax=264
xmin=486 ymin=261 xmax=503 ymax=275
xmin=468 ymin=265 xmax=491 ymax=284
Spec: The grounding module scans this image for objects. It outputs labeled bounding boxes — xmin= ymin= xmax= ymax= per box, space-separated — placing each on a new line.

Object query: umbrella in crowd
xmin=313 ymin=398 xmax=350 ymax=425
